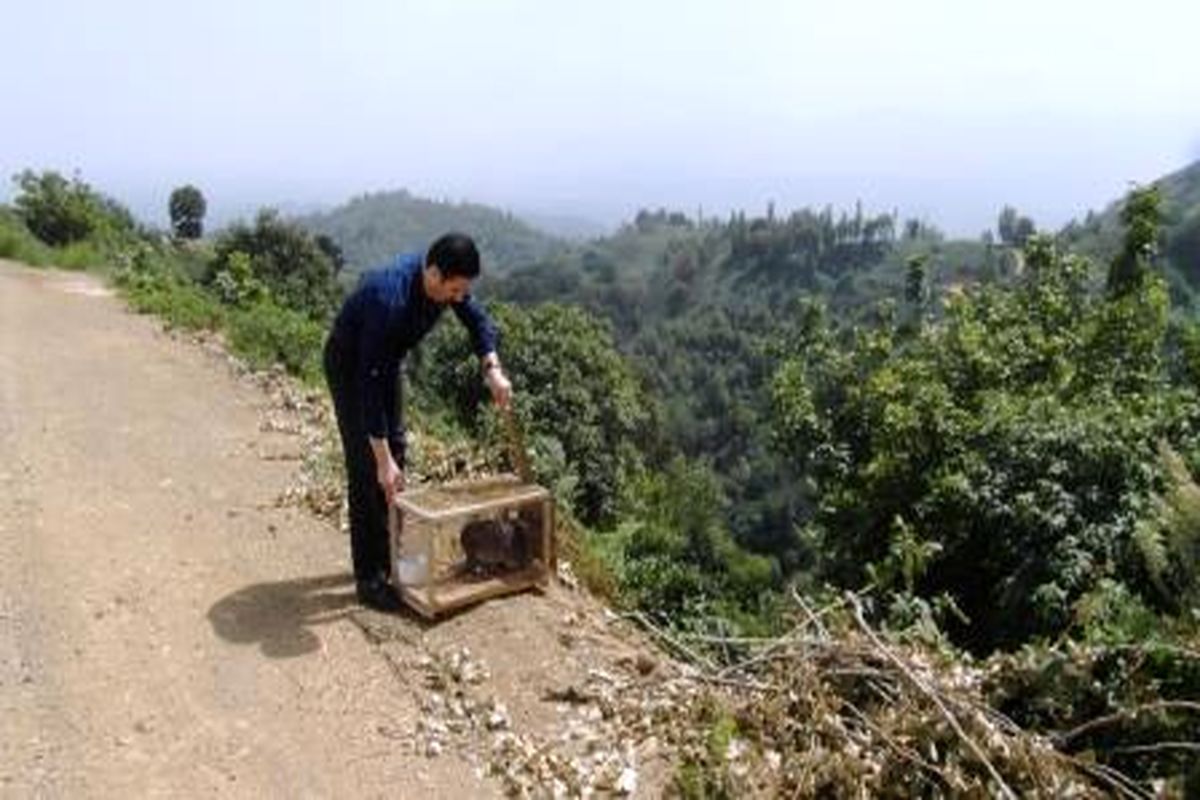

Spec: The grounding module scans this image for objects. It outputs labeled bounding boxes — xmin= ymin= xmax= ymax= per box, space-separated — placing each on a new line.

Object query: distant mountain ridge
xmin=516 ymin=210 xmax=610 ymax=241
xmin=295 ymin=189 xmax=564 ymax=275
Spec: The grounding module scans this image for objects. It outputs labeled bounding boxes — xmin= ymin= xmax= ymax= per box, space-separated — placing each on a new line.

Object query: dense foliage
xmin=408 ymin=301 xmax=780 ymax=623
xmin=1063 ymin=159 xmax=1200 ymax=308
xmin=410 ymin=302 xmax=657 ymax=528
xmin=6 ymin=172 xmax=334 ymax=383
xmin=13 ymin=168 xmax=1199 ymax=658
xmin=0 ymin=206 xmax=53 ymax=265
xmin=208 ymin=210 xmax=341 ymax=321
xmin=772 ymin=190 xmax=1200 ymax=650
xmin=12 ymin=169 xmax=137 ymax=249
xmin=487 ymin=203 xmax=987 ymax=578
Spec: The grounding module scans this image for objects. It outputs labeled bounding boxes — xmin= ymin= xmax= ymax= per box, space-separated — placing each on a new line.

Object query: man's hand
xmin=376 ymin=456 xmax=405 ymax=505
xmin=485 ymin=365 xmax=513 ymax=409
xmin=482 ymin=352 xmax=512 ymax=409
xmin=369 ymin=437 xmax=405 ymax=505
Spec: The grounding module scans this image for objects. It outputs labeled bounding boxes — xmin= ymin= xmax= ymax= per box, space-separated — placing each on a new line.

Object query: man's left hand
xmin=485 ymin=365 xmax=513 ymax=409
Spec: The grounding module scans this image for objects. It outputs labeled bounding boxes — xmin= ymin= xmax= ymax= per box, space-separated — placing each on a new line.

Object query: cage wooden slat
xmin=388 ymin=475 xmax=555 ymax=618
xmin=400 ymin=563 xmax=549 ymax=619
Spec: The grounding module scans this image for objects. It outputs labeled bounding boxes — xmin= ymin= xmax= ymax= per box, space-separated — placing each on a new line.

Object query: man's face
xmin=423 ymin=266 xmax=472 ymax=304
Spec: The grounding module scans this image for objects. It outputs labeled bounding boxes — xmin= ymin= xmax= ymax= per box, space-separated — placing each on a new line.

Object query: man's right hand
xmin=370 ymin=436 xmax=405 ymax=504
xmin=376 ymin=457 xmax=405 ymax=505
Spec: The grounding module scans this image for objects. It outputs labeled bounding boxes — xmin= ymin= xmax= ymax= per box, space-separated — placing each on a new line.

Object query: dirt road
xmin=0 ymin=262 xmax=496 ymax=797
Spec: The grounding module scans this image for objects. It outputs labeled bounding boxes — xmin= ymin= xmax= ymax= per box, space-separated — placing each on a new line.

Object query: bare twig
xmin=1108 ymin=741 xmax=1200 ymax=756
xmin=863 ymin=676 xmax=903 ymax=706
xmin=1064 ymin=758 xmax=1154 ymax=800
xmin=622 ymin=610 xmax=719 ymax=672
xmin=1111 ymin=642 xmax=1200 ymax=662
xmin=674 ymin=632 xmax=781 ymax=645
xmin=1057 ymin=701 xmax=1200 ymax=747
xmin=847 ymin=592 xmax=1019 ymax=800
xmin=717 ymin=641 xmax=823 ymax=679
xmin=791 ymin=586 xmax=831 ymax=640
xmin=694 ymin=673 xmax=779 ymax=693
xmin=839 ymin=699 xmax=950 ymax=785
xmin=711 ymin=616 xmax=837 ymax=679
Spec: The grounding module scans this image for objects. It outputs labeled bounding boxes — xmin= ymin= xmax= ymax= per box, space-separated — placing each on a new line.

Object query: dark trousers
xmin=323 ymin=338 xmax=404 ymax=586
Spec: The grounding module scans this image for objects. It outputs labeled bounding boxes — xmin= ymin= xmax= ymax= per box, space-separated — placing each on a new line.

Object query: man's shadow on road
xmin=207 ymin=573 xmax=431 ymax=659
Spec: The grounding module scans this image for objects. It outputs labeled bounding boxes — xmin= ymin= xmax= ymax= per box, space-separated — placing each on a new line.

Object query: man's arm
xmin=451 ymin=294 xmax=498 ymax=355
xmin=453 ymin=297 xmax=512 ymax=408
xmin=356 ymin=294 xmax=405 ymax=501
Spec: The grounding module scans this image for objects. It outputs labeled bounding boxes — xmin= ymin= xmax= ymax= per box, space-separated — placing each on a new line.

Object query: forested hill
xmin=481 ymin=168 xmax=1200 ymax=621
xmin=488 ymin=205 xmax=995 ymax=326
xmin=295 ymin=189 xmax=565 ymax=274
xmin=1062 ymin=158 xmax=1200 ymax=298
xmin=483 ymin=203 xmax=991 ymax=560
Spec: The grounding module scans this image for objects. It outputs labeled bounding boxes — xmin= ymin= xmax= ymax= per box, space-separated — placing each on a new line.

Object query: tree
xmin=904 ymin=218 xmax=923 ymax=241
xmin=770 ymin=189 xmax=1196 ymax=651
xmin=620 ymin=458 xmax=776 ymax=619
xmin=168 ymin=185 xmax=206 ymax=240
xmin=12 ymin=169 xmax=134 ymax=246
xmin=314 ymin=234 xmax=346 ymax=275
xmin=1107 ymin=186 xmax=1162 ymax=297
xmin=998 ymin=205 xmax=1036 ymax=247
xmin=998 ymin=206 xmax=1018 ymax=245
xmin=209 ymin=210 xmax=339 ymax=319
xmin=1013 ymin=215 xmax=1036 ymax=246
xmin=904 ymin=254 xmax=928 ymax=307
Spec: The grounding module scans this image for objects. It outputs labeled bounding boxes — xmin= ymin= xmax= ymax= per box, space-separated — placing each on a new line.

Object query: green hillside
xmin=1062 ymin=159 xmax=1200 ymax=301
xmin=492 ymin=206 xmax=992 ymax=324
xmin=295 ymin=189 xmax=565 ymax=275
xmin=483 ymin=204 xmax=994 ymax=564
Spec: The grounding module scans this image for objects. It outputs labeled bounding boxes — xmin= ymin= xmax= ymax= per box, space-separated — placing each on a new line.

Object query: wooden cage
xmin=388 ymin=475 xmax=555 ymax=619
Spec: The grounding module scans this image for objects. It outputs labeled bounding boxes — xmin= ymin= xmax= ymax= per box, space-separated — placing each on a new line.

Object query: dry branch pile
xmin=619 ymin=592 xmax=1176 ymax=799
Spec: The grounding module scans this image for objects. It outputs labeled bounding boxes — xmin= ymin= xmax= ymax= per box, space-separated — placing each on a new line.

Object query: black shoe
xmin=356 ymin=575 xmax=402 ymax=612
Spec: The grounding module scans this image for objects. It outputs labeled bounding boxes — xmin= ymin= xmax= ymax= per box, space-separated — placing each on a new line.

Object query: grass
xmin=118 ymin=265 xmax=327 ymax=388
xmin=54 ymin=239 xmax=107 ymax=271
xmin=117 ymin=269 xmax=227 ymax=332
xmin=673 ymin=699 xmax=740 ymax=799
xmin=0 ymin=210 xmax=52 ymax=265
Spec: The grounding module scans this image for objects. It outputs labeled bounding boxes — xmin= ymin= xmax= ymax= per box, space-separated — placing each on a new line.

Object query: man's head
xmin=423 ymin=232 xmax=480 ymax=304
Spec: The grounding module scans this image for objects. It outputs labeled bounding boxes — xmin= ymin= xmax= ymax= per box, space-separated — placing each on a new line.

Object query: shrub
xmin=117 ymin=266 xmax=225 ymax=332
xmin=226 ymin=300 xmax=324 ymax=383
xmin=55 ymin=240 xmax=106 ymax=271
xmin=411 ymin=302 xmax=655 ymax=526
xmin=12 ymin=169 xmax=135 ymax=247
xmin=0 ymin=208 xmax=51 ymax=265
xmin=771 ymin=194 xmax=1200 ymax=650
xmin=210 ymin=210 xmax=339 ymax=320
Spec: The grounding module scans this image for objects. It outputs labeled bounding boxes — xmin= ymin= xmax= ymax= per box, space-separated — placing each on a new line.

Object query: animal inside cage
xmin=388 ymin=475 xmax=555 ymax=618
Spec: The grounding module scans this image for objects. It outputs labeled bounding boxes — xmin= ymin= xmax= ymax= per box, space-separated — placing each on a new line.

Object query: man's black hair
xmin=426 ymin=232 xmax=481 ymax=279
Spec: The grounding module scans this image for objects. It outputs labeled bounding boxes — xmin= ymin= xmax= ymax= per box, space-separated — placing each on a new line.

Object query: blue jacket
xmin=328 ymin=252 xmax=498 ymax=439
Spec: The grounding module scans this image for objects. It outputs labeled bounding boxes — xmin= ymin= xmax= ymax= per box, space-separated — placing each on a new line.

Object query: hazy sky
xmin=2 ymin=0 xmax=1198 ymax=235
